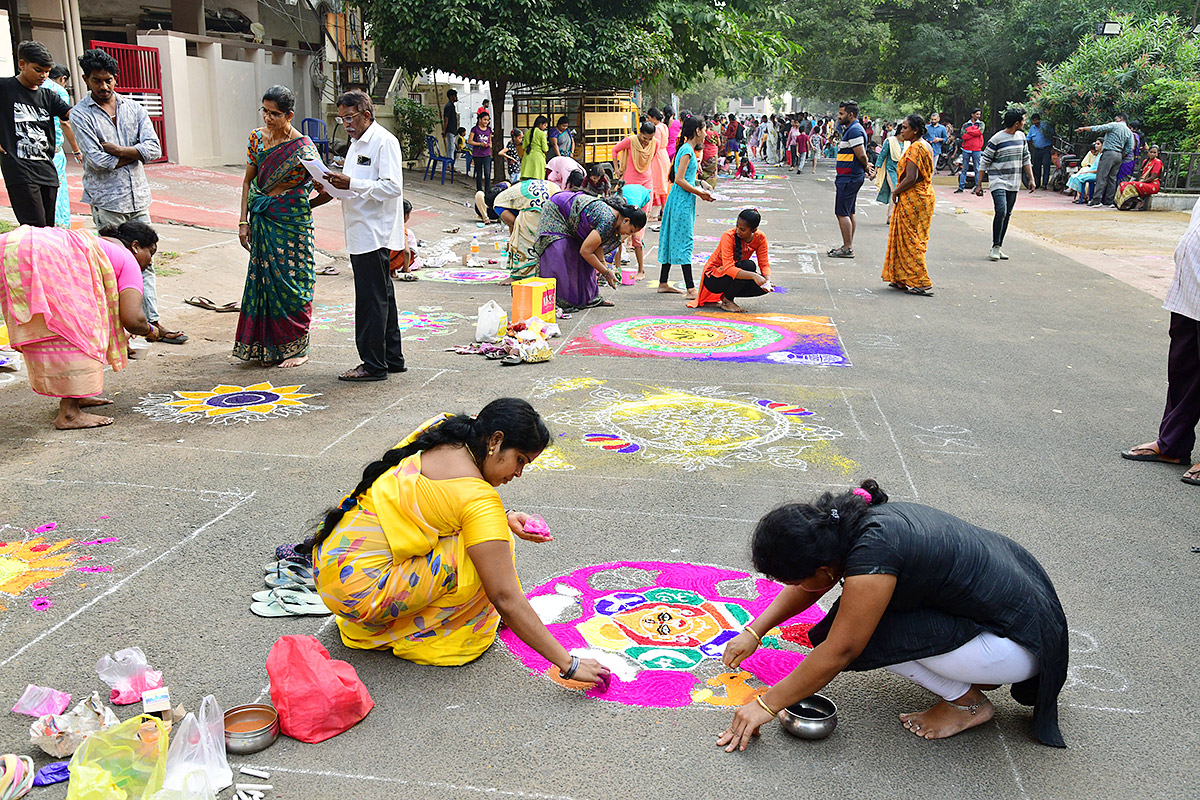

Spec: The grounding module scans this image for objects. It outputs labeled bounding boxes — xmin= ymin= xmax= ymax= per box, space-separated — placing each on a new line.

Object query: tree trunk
xmin=492 ymin=77 xmax=508 ymax=182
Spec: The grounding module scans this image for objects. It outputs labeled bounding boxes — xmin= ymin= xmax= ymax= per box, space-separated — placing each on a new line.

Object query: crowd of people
xmin=3 ymin=39 xmax=1199 ymax=760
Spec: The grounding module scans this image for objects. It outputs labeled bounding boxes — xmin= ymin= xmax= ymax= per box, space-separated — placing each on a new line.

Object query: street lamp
xmin=1097 ymin=21 xmax=1122 ymax=36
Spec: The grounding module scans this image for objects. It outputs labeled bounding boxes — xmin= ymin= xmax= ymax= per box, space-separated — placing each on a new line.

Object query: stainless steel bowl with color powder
xmin=777 ymin=693 xmax=838 ymax=740
xmin=223 ymin=703 xmax=280 ymax=754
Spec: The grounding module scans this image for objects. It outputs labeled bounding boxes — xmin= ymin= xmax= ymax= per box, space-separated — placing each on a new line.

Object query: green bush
xmin=392 ymin=97 xmax=440 ymax=162
xmin=1028 ymin=13 xmax=1200 ymax=148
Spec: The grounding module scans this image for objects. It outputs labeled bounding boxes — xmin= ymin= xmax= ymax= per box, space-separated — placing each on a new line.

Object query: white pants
xmin=885 ymin=632 xmax=1039 ymax=702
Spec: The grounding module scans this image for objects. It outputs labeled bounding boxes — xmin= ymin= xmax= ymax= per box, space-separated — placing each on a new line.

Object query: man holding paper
xmin=321 ymin=90 xmax=407 ymax=382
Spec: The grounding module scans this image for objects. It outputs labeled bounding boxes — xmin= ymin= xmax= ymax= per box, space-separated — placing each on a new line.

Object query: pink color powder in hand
xmin=523 ymin=515 xmax=552 ymax=540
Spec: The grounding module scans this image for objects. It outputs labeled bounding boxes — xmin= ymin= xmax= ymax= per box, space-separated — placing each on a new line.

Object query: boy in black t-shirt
xmin=0 ymin=41 xmax=72 ymax=226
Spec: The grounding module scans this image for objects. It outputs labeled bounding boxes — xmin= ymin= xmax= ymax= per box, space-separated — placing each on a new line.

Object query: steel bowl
xmin=777 ymin=693 xmax=838 ymax=740
xmin=223 ymin=703 xmax=279 ymax=754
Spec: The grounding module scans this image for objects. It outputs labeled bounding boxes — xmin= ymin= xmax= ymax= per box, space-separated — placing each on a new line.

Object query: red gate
xmin=89 ymin=41 xmax=168 ymax=163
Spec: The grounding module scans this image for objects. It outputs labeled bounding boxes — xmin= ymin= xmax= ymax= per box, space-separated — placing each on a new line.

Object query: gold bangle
xmin=743 ymin=625 xmax=762 ymax=644
xmin=755 ymin=694 xmax=777 ymax=717
xmin=238 ymin=221 xmax=249 ymax=227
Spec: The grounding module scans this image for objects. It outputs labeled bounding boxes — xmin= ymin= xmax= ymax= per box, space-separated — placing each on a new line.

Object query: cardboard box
xmin=512 ymin=277 xmax=556 ymax=325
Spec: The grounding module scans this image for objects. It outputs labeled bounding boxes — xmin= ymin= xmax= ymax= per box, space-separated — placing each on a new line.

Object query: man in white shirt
xmin=1121 ymin=199 xmax=1200 ymax=486
xmin=322 ymin=91 xmax=406 ymax=381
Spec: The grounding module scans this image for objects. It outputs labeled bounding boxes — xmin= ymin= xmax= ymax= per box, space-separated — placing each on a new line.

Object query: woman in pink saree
xmin=0 ymin=222 xmax=159 ymax=429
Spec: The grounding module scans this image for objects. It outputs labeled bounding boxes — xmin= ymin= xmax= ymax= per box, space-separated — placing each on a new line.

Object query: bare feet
xmin=636 ymin=270 xmax=645 ymax=280
xmin=277 ymin=355 xmax=309 ymax=368
xmin=899 ymin=690 xmax=994 ymax=740
xmin=79 ymin=397 xmax=114 ymax=407
xmin=657 ymin=282 xmax=683 ymax=294
xmin=686 ymin=288 xmax=698 ymax=300
xmin=55 ymin=410 xmax=114 ymax=429
xmin=719 ymin=298 xmax=746 ymax=313
xmin=498 ymin=277 xmax=514 ymax=286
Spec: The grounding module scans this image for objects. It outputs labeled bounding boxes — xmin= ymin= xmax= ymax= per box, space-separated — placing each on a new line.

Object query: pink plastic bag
xmin=266 ymin=635 xmax=373 ymax=744
xmin=12 ymin=684 xmax=71 ymax=716
xmin=95 ymin=647 xmax=163 ymax=705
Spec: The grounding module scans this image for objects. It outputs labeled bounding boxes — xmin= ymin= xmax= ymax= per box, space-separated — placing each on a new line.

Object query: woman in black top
xmin=717 ymin=481 xmax=1069 ymax=751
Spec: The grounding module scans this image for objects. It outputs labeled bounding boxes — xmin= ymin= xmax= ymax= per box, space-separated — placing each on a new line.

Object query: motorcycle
xmin=1047 ymin=137 xmax=1082 ymax=192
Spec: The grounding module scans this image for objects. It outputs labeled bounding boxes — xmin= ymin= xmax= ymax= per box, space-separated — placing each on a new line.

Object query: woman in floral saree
xmin=235 ymin=86 xmax=330 ymax=367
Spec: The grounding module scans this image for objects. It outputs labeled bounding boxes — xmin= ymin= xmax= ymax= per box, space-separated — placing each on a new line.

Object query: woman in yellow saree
xmin=303 ymin=398 xmax=610 ymax=685
xmin=882 ymin=114 xmax=936 ymax=297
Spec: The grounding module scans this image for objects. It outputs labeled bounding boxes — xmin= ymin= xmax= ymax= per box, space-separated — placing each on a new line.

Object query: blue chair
xmin=300 ymin=118 xmax=330 ymax=163
xmin=424 ymin=135 xmax=455 ymax=184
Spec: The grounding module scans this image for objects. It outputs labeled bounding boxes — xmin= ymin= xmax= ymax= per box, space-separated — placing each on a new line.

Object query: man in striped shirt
xmin=829 ymin=100 xmax=875 ymax=258
xmin=975 ymin=107 xmax=1035 ymax=261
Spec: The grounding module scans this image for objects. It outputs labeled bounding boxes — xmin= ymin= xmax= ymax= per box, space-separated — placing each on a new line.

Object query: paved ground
xmin=0 ymin=156 xmax=1197 ymax=800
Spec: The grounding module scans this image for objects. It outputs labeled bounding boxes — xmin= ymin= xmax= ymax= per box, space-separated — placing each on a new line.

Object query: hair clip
xmin=338 ymin=494 xmax=357 ymax=512
xmin=829 ymin=508 xmax=840 ymax=521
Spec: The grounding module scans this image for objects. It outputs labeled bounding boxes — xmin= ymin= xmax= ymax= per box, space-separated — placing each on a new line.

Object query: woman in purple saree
xmin=235 ymin=86 xmax=330 ymax=367
xmin=534 ymin=192 xmax=645 ymax=310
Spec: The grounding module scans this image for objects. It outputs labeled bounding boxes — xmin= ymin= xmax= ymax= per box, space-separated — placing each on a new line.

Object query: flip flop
xmin=252 ymin=586 xmax=325 ymax=605
xmin=905 ymin=286 xmax=935 ymax=296
xmin=1120 ymin=448 xmax=1182 ymax=463
xmin=250 ymin=592 xmax=331 ymax=617
xmin=184 ymin=296 xmax=219 ymax=311
xmin=264 ymin=564 xmax=316 ymax=589
xmin=316 ymin=265 xmax=340 ymax=276
xmin=216 ymin=302 xmax=241 ymax=313
xmin=158 ymin=331 xmax=189 ymax=344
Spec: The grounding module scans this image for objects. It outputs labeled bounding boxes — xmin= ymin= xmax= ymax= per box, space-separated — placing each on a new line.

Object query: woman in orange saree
xmin=882 ymin=114 xmax=937 ymax=297
xmin=0 ymin=222 xmax=159 ymax=429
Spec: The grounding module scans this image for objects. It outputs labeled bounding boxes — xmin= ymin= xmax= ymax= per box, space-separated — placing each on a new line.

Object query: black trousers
xmin=1158 ymin=312 xmax=1200 ymax=460
xmin=8 ymin=182 xmax=57 ymax=227
xmin=350 ymin=247 xmax=405 ymax=375
xmin=703 ymin=259 xmax=768 ymax=300
xmin=1030 ymin=145 xmax=1052 ymax=188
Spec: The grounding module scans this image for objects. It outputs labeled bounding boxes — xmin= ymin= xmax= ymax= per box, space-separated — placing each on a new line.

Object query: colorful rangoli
xmin=135 ymin=382 xmax=324 ymax=425
xmin=502 ymin=561 xmax=827 ymax=708
xmin=560 ymin=312 xmax=849 ymax=366
xmin=0 ymin=522 xmax=117 ymax=613
xmin=419 ymin=268 xmax=509 ymax=284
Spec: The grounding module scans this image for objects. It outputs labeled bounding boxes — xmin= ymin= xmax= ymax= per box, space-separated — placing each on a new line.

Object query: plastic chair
xmin=300 ymin=118 xmax=330 ymax=163
xmin=424 ymin=135 xmax=455 ymax=184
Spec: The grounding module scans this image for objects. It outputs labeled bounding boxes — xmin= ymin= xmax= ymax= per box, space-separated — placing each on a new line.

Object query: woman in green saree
xmin=235 ymin=85 xmax=331 ymax=367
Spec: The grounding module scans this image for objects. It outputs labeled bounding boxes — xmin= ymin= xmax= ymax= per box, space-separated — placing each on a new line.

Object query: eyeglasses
xmin=337 ymin=110 xmax=366 ymax=124
xmin=260 ymin=107 xmax=287 ymax=119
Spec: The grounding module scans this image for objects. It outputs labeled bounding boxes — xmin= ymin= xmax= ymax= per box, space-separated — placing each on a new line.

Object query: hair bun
xmin=859 ymin=479 xmax=888 ymax=505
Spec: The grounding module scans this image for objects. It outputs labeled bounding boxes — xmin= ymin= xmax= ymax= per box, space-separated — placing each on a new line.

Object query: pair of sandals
xmin=828 ymin=246 xmax=854 ymax=258
xmin=251 ymin=561 xmax=331 ymax=617
xmin=1120 ymin=445 xmax=1200 ymax=486
xmin=184 ymin=296 xmax=239 ymax=314
xmin=889 ymin=282 xmax=935 ymax=297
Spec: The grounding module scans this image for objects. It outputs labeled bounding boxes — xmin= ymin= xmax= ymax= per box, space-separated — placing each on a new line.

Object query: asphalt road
xmin=0 ymin=158 xmax=1196 ymax=800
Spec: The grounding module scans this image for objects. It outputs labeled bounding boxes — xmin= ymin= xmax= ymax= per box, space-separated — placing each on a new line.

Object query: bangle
xmin=755 ymin=694 xmax=778 ymax=717
xmin=743 ymin=625 xmax=762 ymax=644
xmin=238 ymin=221 xmax=249 ymax=227
xmin=560 ymin=654 xmax=580 ymax=681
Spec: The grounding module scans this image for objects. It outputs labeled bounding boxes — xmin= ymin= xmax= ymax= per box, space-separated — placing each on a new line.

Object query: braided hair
xmin=750 ymin=480 xmax=889 ymax=583
xmin=298 ymin=398 xmax=549 ymax=556
xmin=668 ymin=115 xmax=706 ymax=183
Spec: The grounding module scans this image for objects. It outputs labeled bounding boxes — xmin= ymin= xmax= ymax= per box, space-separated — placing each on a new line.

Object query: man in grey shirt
xmin=1076 ymin=112 xmax=1134 ymax=208
xmin=72 ymin=48 xmax=185 ymax=344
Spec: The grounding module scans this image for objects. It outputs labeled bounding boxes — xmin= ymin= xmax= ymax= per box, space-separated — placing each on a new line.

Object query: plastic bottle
xmin=470 ymin=236 xmax=479 ymax=254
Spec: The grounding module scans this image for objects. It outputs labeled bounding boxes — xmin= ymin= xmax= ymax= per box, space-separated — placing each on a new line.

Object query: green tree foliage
xmin=1028 ymin=14 xmax=1200 ymax=148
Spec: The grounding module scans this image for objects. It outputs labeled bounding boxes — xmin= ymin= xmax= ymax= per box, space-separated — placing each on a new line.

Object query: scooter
xmin=1047 ymin=137 xmax=1082 ymax=192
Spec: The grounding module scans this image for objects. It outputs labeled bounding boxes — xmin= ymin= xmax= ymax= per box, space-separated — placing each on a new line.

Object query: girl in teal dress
xmin=656 ymin=116 xmax=714 ymax=300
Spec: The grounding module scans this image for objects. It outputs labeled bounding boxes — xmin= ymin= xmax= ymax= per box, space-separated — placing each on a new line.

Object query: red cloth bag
xmin=266 ymin=635 xmax=374 ymax=744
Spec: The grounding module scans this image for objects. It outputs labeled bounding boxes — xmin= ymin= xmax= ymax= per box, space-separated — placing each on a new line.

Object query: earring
xmin=488 ymin=448 xmax=494 ymax=457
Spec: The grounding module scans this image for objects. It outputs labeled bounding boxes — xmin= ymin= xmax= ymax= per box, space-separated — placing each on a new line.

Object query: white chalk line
xmin=244 ymin=766 xmax=593 ymax=800
xmin=6 ymin=476 xmax=250 ymax=500
xmin=869 ymin=391 xmax=920 ymax=501
xmin=1066 ymin=703 xmax=1147 ymax=714
xmin=0 ymin=491 xmax=257 ymax=668
xmin=317 ymin=368 xmax=449 ymax=456
xmin=994 ymin=724 xmax=1030 ymax=800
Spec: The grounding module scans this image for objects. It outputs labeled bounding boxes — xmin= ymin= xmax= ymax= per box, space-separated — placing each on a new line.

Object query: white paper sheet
xmin=300 ymin=157 xmax=356 ymax=199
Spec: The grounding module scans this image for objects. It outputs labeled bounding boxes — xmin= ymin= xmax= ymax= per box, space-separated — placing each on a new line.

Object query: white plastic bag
xmin=29 ymin=691 xmax=119 ymax=757
xmin=95 ymin=646 xmax=163 ymax=704
xmin=475 ymin=300 xmax=507 ymax=343
xmin=150 ymin=770 xmax=216 ymax=800
xmin=161 ymin=696 xmax=232 ymax=793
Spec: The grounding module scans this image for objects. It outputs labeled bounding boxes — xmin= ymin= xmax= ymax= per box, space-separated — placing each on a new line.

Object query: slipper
xmin=252 ymin=586 xmax=325 ymax=605
xmin=216 ymin=302 xmax=241 ymax=313
xmin=393 ymin=272 xmax=418 ymax=282
xmin=250 ymin=592 xmax=331 ymax=617
xmin=1120 ymin=448 xmax=1182 ymax=463
xmin=316 ymin=265 xmax=340 ymax=276
xmin=264 ymin=564 xmax=316 ymax=589
xmin=184 ymin=296 xmax=219 ymax=311
xmin=827 ymin=247 xmax=855 ymax=258
xmin=155 ymin=325 xmax=189 ymax=344
xmin=905 ymin=286 xmax=935 ymax=296
xmin=1183 ymin=474 xmax=1200 ymax=486
xmin=264 ymin=560 xmax=314 ymax=576
xmin=500 ymin=354 xmax=523 ymax=366
xmin=337 ymin=367 xmax=387 ymax=382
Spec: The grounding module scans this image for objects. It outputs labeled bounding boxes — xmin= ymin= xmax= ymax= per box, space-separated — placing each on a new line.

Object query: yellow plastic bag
xmin=67 ymin=715 xmax=167 ymax=800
